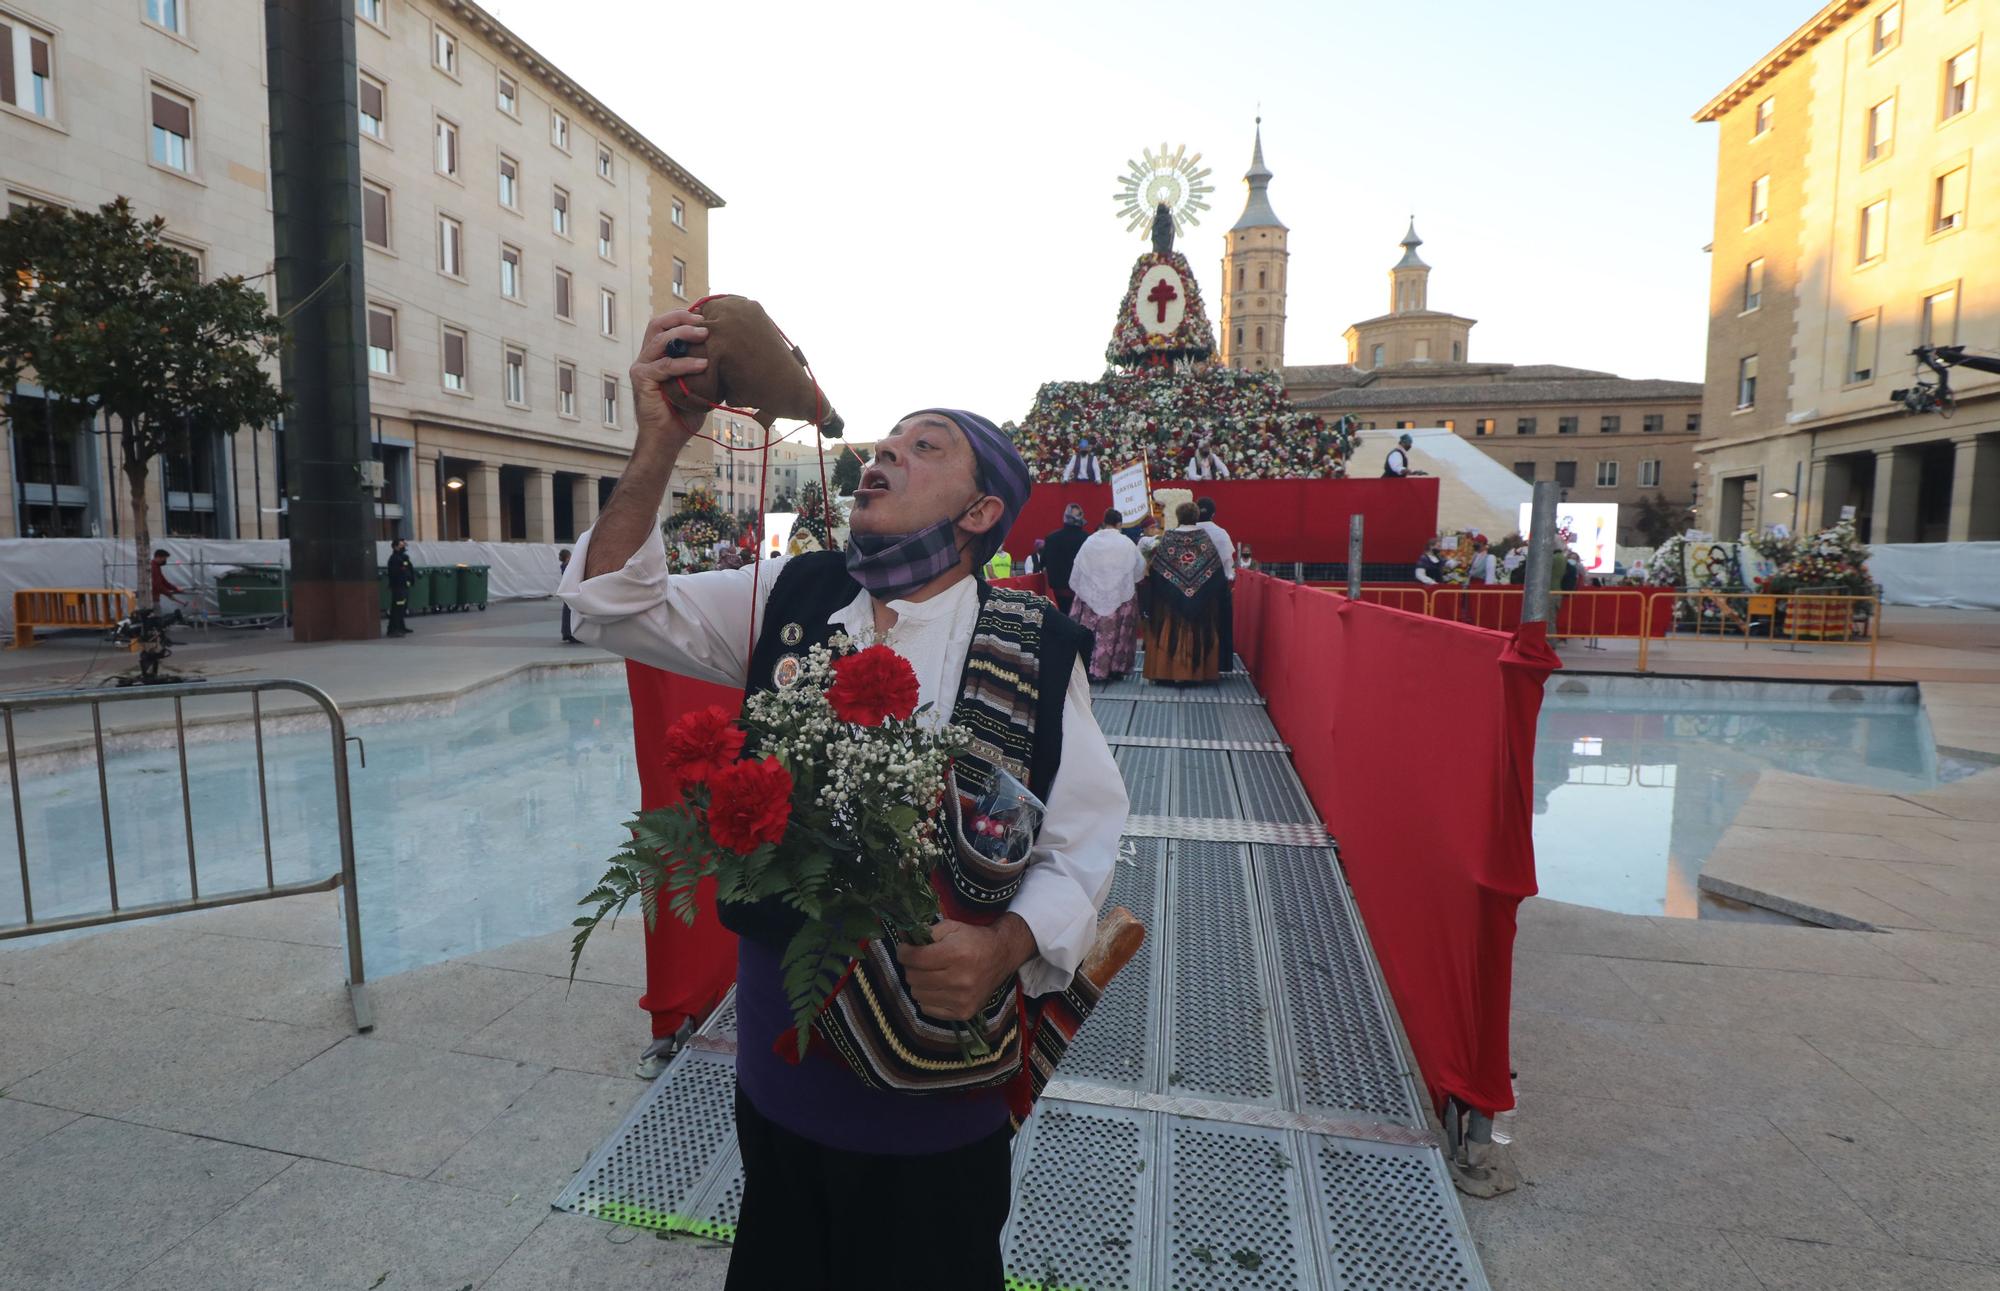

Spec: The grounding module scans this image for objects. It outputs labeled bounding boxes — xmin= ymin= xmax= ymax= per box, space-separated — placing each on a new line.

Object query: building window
xmin=362 ymin=181 xmax=390 ymax=247
xmin=1554 ymin=461 xmax=1577 ymax=489
xmin=596 ymin=144 xmax=614 ymax=180
xmin=1643 ymin=413 xmax=1664 ymax=433
xmin=1558 ymin=416 xmax=1579 ymax=435
xmin=1858 ymin=198 xmax=1888 ymax=264
xmin=1737 ymin=355 xmax=1758 ymax=409
xmin=1749 ymin=174 xmax=1769 ymax=225
xmin=551 ymin=109 xmax=570 ymax=150
xmin=498 ymin=153 xmax=519 ymax=209
xmin=1413 ymin=338 xmax=1430 ymax=362
xmin=1600 ymin=415 xmax=1621 ymax=434
xmin=554 ymin=267 xmax=572 ymax=320
xmin=1 ymin=21 xmax=56 ymax=120
xmin=1513 ymin=462 xmax=1536 ymax=483
xmin=600 ymin=287 xmax=616 ymax=337
xmin=435 ymin=116 xmax=459 ymax=178
xmin=367 ymin=305 xmax=396 ymax=375
xmin=1847 ymin=313 xmax=1879 ymax=383
xmin=1933 ymin=166 xmax=1967 ymax=233
xmin=1754 ymin=96 xmax=1774 ymax=136
xmin=147 ymin=0 xmax=186 ymax=37
xmin=1257 ymin=269 xmax=1266 ymax=289
xmin=356 ymin=0 xmax=383 ymax=25
xmin=1451 ymin=341 xmax=1462 ymax=362
xmin=552 ymin=185 xmax=569 ymax=236
xmin=1255 ymin=325 xmax=1265 ymax=349
xmin=437 ymin=213 xmax=462 ymax=278
xmin=1596 ymin=461 xmax=1619 ymax=488
xmin=1743 ymin=258 xmax=1764 ymax=311
xmin=1944 ymin=47 xmax=1976 ymax=120
xmin=150 ymin=89 xmax=194 ymax=173
xmin=1639 ymin=460 xmax=1660 ymax=488
xmin=1922 ymin=285 xmax=1959 ymax=346
xmin=1872 ymin=3 xmax=1901 ymax=55
xmin=1441 ymin=420 xmax=1457 ymax=432
xmin=1370 ymin=343 xmax=1384 ymax=368
xmin=672 ymin=257 xmax=687 ymax=300
xmin=1516 ymin=417 xmax=1537 ymax=435
xmin=557 ymin=361 xmax=577 ymax=417
xmin=1395 ymin=420 xmax=1416 ymax=431
xmin=500 ymin=243 xmax=521 ymax=299
xmin=1866 ymin=96 xmax=1895 ymax=162
xmin=358 ymin=74 xmax=386 ymax=140
xmin=598 ymin=213 xmax=614 ymax=259
xmin=672 ymin=197 xmax=686 ymax=229
xmin=442 ymin=326 xmax=468 ymax=392
xmin=602 ymin=375 xmax=619 ymax=426
xmin=1234 ymin=326 xmax=1243 ymax=347
xmin=432 ymin=25 xmax=457 ymax=76
xmin=1687 ymin=413 xmax=1702 ymax=433
xmin=496 ymin=72 xmax=517 ymax=116
xmin=1474 ymin=418 xmax=1496 ymax=436
xmin=504 ymin=345 xmax=527 ymax=406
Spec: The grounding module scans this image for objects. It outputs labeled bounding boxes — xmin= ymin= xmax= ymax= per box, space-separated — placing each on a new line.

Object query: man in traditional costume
xmin=1186 ymin=437 xmax=1231 ymax=480
xmin=1068 ymin=507 xmax=1147 ymax=682
xmin=1140 ymin=501 xmax=1226 ymax=685
xmin=1059 ymin=435 xmax=1104 ymax=483
xmin=560 ymin=307 xmax=1128 ymax=1290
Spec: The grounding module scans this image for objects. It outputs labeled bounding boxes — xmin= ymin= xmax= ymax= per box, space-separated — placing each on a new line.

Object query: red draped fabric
xmin=1232 ymin=572 xmax=1558 ymax=1115
xmin=1001 ymin=479 xmax=1439 ymax=565
xmin=624 ymin=661 xmax=741 ymax=1039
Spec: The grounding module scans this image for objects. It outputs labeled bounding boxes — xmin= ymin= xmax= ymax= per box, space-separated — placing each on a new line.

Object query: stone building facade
xmin=1215 ymin=121 xmax=1288 ymax=372
xmin=1282 ymin=225 xmax=1702 ymax=543
xmin=1694 ymin=0 xmax=1998 ymax=543
xmin=0 ymin=0 xmax=724 ymax=545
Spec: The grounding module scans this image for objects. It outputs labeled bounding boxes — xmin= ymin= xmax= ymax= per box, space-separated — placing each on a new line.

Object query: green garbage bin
xmin=216 ymin=565 xmax=288 ymax=621
xmin=379 ymin=569 xmax=391 ymax=618
xmin=400 ymin=566 xmax=433 ymax=616
xmin=456 ymin=564 xmax=490 ymax=611
xmin=426 ymin=566 xmax=457 ymax=613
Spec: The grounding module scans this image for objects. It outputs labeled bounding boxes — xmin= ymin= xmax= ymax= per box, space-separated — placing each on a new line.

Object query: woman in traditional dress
xmin=1141 ymin=502 xmax=1225 ymax=685
xmin=1069 ymin=508 xmax=1147 ymax=682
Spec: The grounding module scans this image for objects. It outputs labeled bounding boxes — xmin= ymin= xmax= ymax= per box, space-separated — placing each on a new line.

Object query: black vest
xmin=719 ymin=551 xmax=1090 ymax=947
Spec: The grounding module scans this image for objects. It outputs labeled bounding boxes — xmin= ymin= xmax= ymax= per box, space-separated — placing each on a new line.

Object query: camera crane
xmin=1891 ymin=344 xmax=2000 ymax=417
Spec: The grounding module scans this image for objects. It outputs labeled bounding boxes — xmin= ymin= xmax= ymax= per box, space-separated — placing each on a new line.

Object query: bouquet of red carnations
xmin=570 ymin=640 xmax=971 ymax=1054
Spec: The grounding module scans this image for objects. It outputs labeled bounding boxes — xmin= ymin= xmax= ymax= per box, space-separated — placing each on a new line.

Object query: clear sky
xmin=484 ymin=0 xmax=1813 ymax=446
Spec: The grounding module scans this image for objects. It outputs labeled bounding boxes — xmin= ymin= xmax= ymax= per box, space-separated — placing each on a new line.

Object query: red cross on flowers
xmin=1146 ymin=277 xmax=1179 ymax=324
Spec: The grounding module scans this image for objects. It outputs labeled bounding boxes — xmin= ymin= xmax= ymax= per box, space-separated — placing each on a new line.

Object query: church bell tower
xmin=1218 ymin=119 xmax=1288 ymax=371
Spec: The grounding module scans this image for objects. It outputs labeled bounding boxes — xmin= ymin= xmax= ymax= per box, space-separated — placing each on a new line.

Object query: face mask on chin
xmin=844 ymin=494 xmax=987 ymax=601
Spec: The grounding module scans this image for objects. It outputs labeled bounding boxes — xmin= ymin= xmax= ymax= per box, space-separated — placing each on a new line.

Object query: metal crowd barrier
xmin=0 ymin=678 xmax=372 ymax=1031
xmin=1306 ymin=584 xmax=1882 ymax=679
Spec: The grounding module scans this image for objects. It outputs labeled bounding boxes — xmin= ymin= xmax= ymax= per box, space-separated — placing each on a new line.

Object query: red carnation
xmin=825 ymin=645 xmax=920 ymax=727
xmin=705 ymin=756 xmax=793 ymax=853
xmin=660 ymin=706 xmax=746 ymax=794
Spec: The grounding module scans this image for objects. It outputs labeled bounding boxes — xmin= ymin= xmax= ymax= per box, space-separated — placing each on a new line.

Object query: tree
xmin=0 ymin=199 xmax=286 ymax=602
xmin=1633 ymin=492 xmax=1693 ymax=547
xmin=832 ymin=444 xmax=867 ymax=496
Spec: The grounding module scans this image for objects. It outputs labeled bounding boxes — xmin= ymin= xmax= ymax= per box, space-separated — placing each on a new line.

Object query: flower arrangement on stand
xmin=788 ymin=479 xmax=838 ymax=554
xmin=570 ymin=642 xmax=972 ymax=1055
xmin=1004 ymin=367 xmax=1358 ymax=481
xmin=1757 ymin=518 xmax=1873 ymax=594
xmin=662 ymin=484 xmax=742 ymax=573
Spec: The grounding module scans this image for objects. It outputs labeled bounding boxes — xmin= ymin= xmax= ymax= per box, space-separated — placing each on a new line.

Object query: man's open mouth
xmin=856 ymin=467 xmax=892 ymax=497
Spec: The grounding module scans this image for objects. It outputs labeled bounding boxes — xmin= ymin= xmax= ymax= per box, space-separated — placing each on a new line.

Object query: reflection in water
xmin=1532 ymin=696 xmax=1939 ymax=919
xmin=2 ymin=674 xmax=639 ymax=976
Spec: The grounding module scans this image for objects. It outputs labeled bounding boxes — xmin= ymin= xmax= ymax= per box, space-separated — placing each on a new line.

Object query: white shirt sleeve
xmin=1414 ymin=565 xmax=1437 ymax=586
xmin=1203 ymin=523 xmax=1237 ymax=581
xmin=556 ymin=523 xmax=787 ymax=689
xmin=1010 ymin=659 xmax=1128 ymax=996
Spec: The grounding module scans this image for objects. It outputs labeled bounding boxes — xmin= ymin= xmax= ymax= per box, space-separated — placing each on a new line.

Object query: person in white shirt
xmin=1068 ymin=507 xmax=1148 ymax=681
xmin=1186 ymin=437 xmax=1230 ymax=480
xmin=1414 ymin=541 xmax=1445 ymax=586
xmin=559 ymin=307 xmax=1127 ymax=1290
xmin=1383 ymin=433 xmax=1428 ymax=478
xmin=1467 ymin=536 xmax=1501 ymax=585
xmin=1194 ymin=496 xmax=1238 ymax=672
xmin=1059 ymin=435 xmax=1103 ymax=483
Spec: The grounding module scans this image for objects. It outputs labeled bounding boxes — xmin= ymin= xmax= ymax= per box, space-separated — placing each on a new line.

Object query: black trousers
xmin=561 ymin=603 xmax=574 ymax=640
xmin=388 ymin=591 xmax=408 ymax=634
xmin=724 ymin=1086 xmax=1012 ymax=1291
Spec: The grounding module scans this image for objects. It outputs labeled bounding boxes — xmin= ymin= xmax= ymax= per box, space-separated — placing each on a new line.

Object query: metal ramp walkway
xmin=555 ymin=669 xmax=1491 ymax=1290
